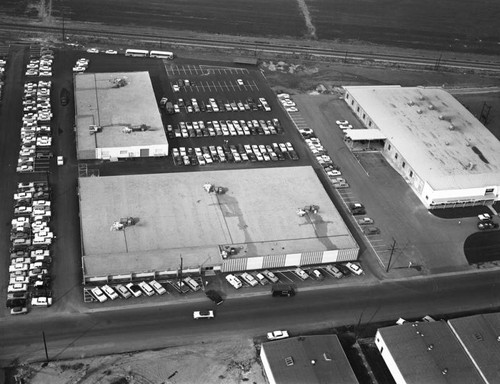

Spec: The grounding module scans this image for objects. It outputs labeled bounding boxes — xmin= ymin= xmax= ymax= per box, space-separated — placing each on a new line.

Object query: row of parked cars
xmin=18 ymin=79 xmax=54 ymax=172
xmin=0 ymin=58 xmax=6 ymax=104
xmin=172 ymin=142 xmax=299 ymax=166
xmin=7 ymin=181 xmax=54 ymax=314
xmin=225 ymin=263 xmax=364 ymax=290
xmin=170 ymin=118 xmax=284 ymax=139
xmin=73 ymin=57 xmax=90 ymax=73
xmin=278 ymin=93 xmax=298 ymax=113
xmin=25 ymin=47 xmax=54 ymax=77
xmin=89 ymin=276 xmax=203 ymax=303
xmin=349 ymin=203 xmax=380 ymax=235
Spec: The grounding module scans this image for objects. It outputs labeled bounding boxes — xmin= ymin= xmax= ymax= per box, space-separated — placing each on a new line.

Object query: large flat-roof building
xmin=79 ymin=166 xmax=359 ymax=283
xmin=74 ymin=71 xmax=168 ymax=160
xmin=260 ymin=335 xmax=359 ymax=384
xmin=343 ymin=85 xmax=500 ymax=209
xmin=375 ymin=320 xmax=485 ymax=384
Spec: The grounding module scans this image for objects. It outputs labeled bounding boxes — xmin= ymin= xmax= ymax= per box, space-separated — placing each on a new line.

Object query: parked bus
xmin=125 ymin=49 xmax=149 ymax=57
xmin=149 ymin=50 xmax=174 ymax=59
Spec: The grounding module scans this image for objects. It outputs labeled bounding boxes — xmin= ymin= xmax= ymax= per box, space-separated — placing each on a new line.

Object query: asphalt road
xmin=1 ymin=270 xmax=499 ymax=367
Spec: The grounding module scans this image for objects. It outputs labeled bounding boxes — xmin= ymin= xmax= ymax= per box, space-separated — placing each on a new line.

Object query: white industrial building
xmin=74 ymin=71 xmax=168 ymax=160
xmin=343 ymin=85 xmax=500 ymax=209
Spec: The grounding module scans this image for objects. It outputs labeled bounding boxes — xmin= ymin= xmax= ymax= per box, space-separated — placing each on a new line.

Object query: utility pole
xmin=344 ymin=51 xmax=348 ymax=63
xmin=178 ymin=255 xmax=183 ymax=282
xmin=62 ymin=10 xmax=65 ymax=42
xmin=42 ymin=331 xmax=49 ymax=362
xmin=434 ymin=53 xmax=442 ymax=71
xmin=386 ymin=238 xmax=397 ymax=273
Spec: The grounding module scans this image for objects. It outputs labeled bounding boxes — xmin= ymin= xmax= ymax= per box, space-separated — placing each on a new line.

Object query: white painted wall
xmin=375 ymin=330 xmax=406 ymax=384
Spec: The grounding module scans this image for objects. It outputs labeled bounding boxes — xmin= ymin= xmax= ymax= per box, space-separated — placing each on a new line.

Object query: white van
xmin=183 ymin=276 xmax=201 ymax=291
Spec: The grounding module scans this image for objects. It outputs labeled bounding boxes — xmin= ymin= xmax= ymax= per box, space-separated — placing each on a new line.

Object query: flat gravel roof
xmin=80 ymin=166 xmax=357 ymax=276
xmin=74 ymin=71 xmax=167 ymax=153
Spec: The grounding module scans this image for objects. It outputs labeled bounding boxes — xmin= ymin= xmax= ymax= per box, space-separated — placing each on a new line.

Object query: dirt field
xmin=2 ymin=0 xmax=500 ymax=55
xmin=8 ymin=338 xmax=265 ymax=384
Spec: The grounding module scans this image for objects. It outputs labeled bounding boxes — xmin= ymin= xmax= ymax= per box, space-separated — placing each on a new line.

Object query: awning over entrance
xmin=344 ymin=129 xmax=387 ymax=141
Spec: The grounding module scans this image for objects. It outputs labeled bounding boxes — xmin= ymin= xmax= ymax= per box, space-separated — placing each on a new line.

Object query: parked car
xmin=357 ymin=217 xmax=374 ymax=225
xmin=254 ymin=272 xmax=269 ymax=285
xmin=31 ymin=297 xmax=53 ymax=307
xmin=91 ymin=287 xmax=108 ymax=302
xmin=126 ymin=283 xmax=143 ymax=297
xmin=262 ymin=270 xmax=279 ymax=283
xmin=363 ymin=226 xmax=380 ymax=235
xmin=345 ymin=262 xmax=363 ymax=276
xmin=193 ymin=310 xmax=215 ymax=319
xmin=267 ymin=330 xmax=289 ymax=340
xmin=115 ymin=284 xmax=132 ymax=299
xmin=225 ymin=274 xmax=242 ymax=289
xmin=325 ymin=265 xmax=343 ymax=279
xmin=240 ymin=272 xmax=258 ymax=287
xmin=138 ymin=281 xmax=155 ymax=296
xmin=477 ymin=220 xmax=498 ymax=230
xmin=102 ymin=285 xmax=119 ymax=300
xmin=10 ymin=306 xmax=28 ymax=315
xmin=294 ymin=267 xmax=309 ymax=280
xmin=349 ymin=203 xmax=366 ymax=215
xmin=150 ymin=280 xmax=167 ymax=295
xmin=311 ymin=269 xmax=324 ymax=280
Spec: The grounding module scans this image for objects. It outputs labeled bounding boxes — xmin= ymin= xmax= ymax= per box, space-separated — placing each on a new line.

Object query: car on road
xmin=285 ymin=107 xmax=298 ymax=112
xmin=357 ymin=217 xmax=374 ymax=225
xmin=363 ymin=226 xmax=380 ymax=235
xmin=478 ymin=213 xmax=492 ymax=221
xmin=340 ymin=124 xmax=353 ymax=130
xmin=336 ymin=120 xmax=349 ymax=126
xmin=262 ymin=270 xmax=279 ymax=283
xmin=325 ymin=265 xmax=343 ymax=279
xmin=86 ymin=48 xmax=99 ymax=53
xmin=225 ymin=274 xmax=242 ymax=289
xmin=294 ymin=267 xmax=309 ymax=280
xmin=193 ymin=310 xmax=215 ymax=319
xmin=205 ymin=290 xmax=224 ymax=305
xmin=126 ymin=283 xmax=142 ymax=297
xmin=267 ymin=330 xmax=289 ymax=341
xmin=115 ymin=284 xmax=132 ymax=299
xmin=150 ymin=280 xmax=167 ymax=295
xmin=345 ymin=262 xmax=363 ymax=276
xmin=105 ymin=49 xmax=118 ymax=54
xmin=91 ymin=287 xmax=108 ymax=302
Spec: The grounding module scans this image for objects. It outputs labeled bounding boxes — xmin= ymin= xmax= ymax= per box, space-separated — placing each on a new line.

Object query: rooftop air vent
xmin=445 ymin=141 xmax=449 ymax=146
xmin=419 ymin=96 xmax=425 ymax=101
xmin=427 ymin=344 xmax=434 ymax=351
xmin=323 ymin=353 xmax=332 ymax=361
xmin=438 ymin=115 xmax=444 ymax=120
xmin=311 ymin=360 xmax=316 ymax=365
xmin=285 ymin=357 xmax=294 ymax=367
xmin=408 ymin=101 xmax=414 ymax=106
xmin=428 ymin=104 xmax=434 ymax=110
xmin=416 ymin=109 xmax=422 ymax=114
xmin=468 ymin=162 xmax=476 ymax=171
xmin=448 ymin=124 xmax=455 ymax=130
xmin=442 ymin=368 xmax=448 ymax=375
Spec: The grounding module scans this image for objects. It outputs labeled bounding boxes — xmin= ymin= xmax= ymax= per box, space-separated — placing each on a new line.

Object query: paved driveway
xmin=293 ymin=94 xmax=474 ymax=275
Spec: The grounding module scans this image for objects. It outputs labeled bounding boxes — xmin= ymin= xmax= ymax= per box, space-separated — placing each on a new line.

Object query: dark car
xmin=363 ymin=226 xmax=381 ymax=235
xmin=272 ymin=284 xmax=295 ymax=297
xmin=349 ymin=203 xmax=366 ymax=215
xmin=205 ymin=290 xmax=224 ymax=305
xmin=336 ymin=264 xmax=351 ymax=276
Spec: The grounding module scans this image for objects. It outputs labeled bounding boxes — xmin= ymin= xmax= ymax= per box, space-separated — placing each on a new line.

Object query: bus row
xmin=125 ymin=49 xmax=174 ymax=59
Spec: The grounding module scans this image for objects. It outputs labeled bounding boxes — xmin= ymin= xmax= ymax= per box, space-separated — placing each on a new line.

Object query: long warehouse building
xmin=343 ymin=85 xmax=500 ymax=209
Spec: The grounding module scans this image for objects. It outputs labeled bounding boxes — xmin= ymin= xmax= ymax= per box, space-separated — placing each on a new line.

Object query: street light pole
xmin=42 ymin=331 xmax=49 ymax=362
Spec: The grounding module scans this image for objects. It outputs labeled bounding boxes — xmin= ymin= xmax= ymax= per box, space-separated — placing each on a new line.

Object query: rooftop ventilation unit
xmin=448 ymin=124 xmax=455 ymax=130
xmin=323 ymin=352 xmax=332 ymax=361
xmin=427 ymin=344 xmax=434 ymax=351
xmin=468 ymin=162 xmax=476 ymax=171
xmin=428 ymin=104 xmax=434 ymax=110
xmin=285 ymin=357 xmax=294 ymax=367
xmin=416 ymin=109 xmax=422 ymax=114
xmin=311 ymin=360 xmax=316 ymax=365
xmin=408 ymin=101 xmax=414 ymax=106
xmin=419 ymin=96 xmax=425 ymax=101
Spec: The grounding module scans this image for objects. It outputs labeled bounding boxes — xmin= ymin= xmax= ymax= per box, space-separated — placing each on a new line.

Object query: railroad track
xmin=2 ymin=22 xmax=500 ymax=73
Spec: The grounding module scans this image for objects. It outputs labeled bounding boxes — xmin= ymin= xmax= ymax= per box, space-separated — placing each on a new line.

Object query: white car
xmin=225 ymin=274 xmax=242 ymax=289
xmin=262 ymin=269 xmax=279 ymax=283
xmin=336 ymin=120 xmax=349 ymax=125
xmin=172 ymin=84 xmax=180 ymax=92
xmin=312 ymin=269 xmax=324 ymax=280
xmin=8 ymin=283 xmax=28 ymax=293
xmin=57 ymin=156 xmax=64 ymax=165
xmin=138 ymin=281 xmax=155 ymax=296
xmin=86 ymin=48 xmax=99 ymax=53
xmin=339 ymin=124 xmax=353 ymax=130
xmin=102 ymin=284 xmax=119 ymax=300
xmin=345 ymin=262 xmax=363 ymax=275
xmin=115 ymin=284 xmax=132 ymax=299
xmin=105 ymin=49 xmax=118 ymax=54
xmin=237 ymin=79 xmax=244 ymax=86
xmin=294 ymin=267 xmax=309 ymax=280
xmin=150 ymin=280 xmax=167 ymax=295
xmin=357 ymin=217 xmax=374 ymax=225
xmin=193 ymin=310 xmax=215 ymax=319
xmin=267 ymin=330 xmax=289 ymax=341
xmin=285 ymin=107 xmax=298 ymax=112
xmin=91 ymin=287 xmax=108 ymax=302
xmin=31 ymin=297 xmax=53 ymax=307
xmin=240 ymin=272 xmax=258 ymax=287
